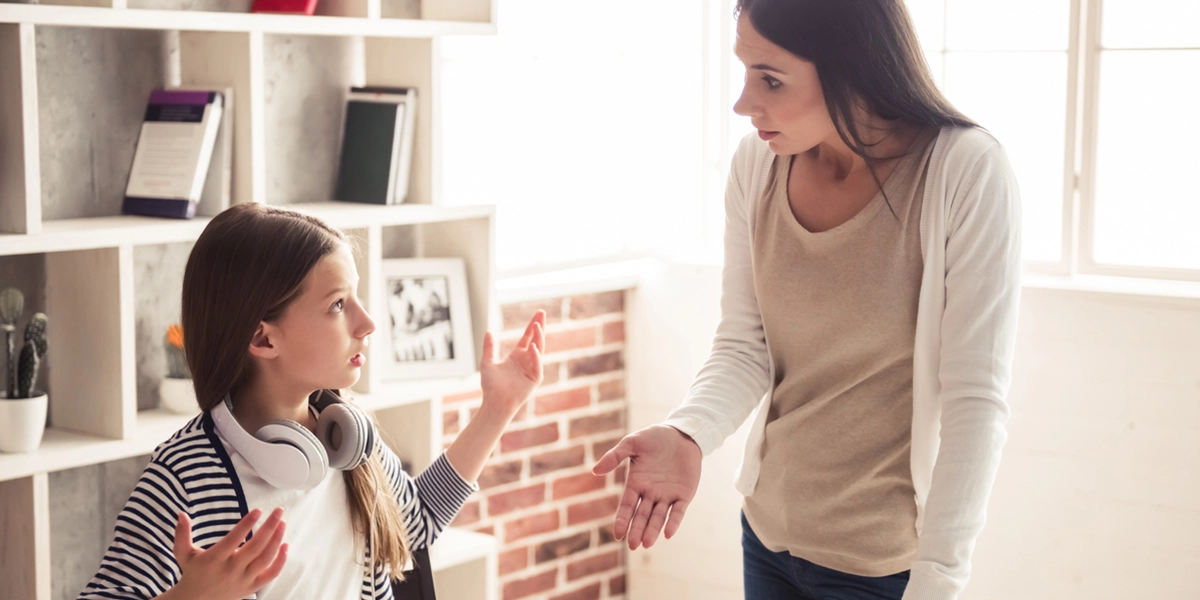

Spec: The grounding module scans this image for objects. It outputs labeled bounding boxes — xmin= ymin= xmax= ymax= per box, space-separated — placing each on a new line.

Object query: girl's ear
xmin=248 ymin=322 xmax=279 ymax=359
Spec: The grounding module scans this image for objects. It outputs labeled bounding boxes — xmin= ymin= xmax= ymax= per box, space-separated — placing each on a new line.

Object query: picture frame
xmin=379 ymin=257 xmax=475 ymax=380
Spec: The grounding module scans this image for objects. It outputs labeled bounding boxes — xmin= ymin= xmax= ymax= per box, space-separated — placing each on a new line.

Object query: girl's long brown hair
xmin=181 ymin=203 xmax=410 ymax=574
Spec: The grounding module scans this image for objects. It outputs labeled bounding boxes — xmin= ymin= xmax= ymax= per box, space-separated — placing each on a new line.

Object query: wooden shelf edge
xmin=0 ymin=4 xmax=495 ymax=37
xmin=429 ymin=527 xmax=497 ymax=572
xmin=0 ymin=408 xmax=194 ymax=482
xmin=0 ymin=203 xmax=494 ymax=256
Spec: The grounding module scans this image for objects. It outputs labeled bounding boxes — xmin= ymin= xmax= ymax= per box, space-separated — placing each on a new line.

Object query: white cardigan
xmin=662 ymin=126 xmax=1022 ymax=600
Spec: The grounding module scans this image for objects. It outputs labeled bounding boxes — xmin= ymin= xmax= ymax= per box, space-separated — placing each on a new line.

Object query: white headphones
xmin=211 ymin=389 xmax=376 ymax=490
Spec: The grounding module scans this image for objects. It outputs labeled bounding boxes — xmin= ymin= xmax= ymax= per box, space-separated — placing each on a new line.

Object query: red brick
xmin=488 ymin=483 xmax=546 ymax=517
xmin=567 ymin=352 xmax=624 ymax=378
xmin=473 ymin=524 xmax=495 ymax=535
xmin=542 ymin=362 xmax=562 ymax=385
xmin=550 ymin=582 xmax=602 ymax=600
xmin=602 ymin=321 xmax=625 ymax=344
xmin=530 ymin=445 xmax=586 ymax=477
xmin=598 ymin=524 xmax=617 ymax=546
xmin=591 ymin=437 xmax=621 ymax=461
xmin=546 ymin=326 xmax=598 ymax=354
xmin=451 ymin=500 xmax=481 ymax=526
xmin=569 ymin=410 xmax=625 ymax=439
xmin=567 ymin=494 xmax=620 ymax=526
xmin=499 ymin=546 xmax=529 ymax=576
xmin=501 ymin=423 xmax=559 ymax=453
xmin=598 ymin=378 xmax=624 ymax=401
xmin=503 ymin=300 xmax=563 ymax=331
xmin=553 ymin=472 xmax=606 ymax=500
xmin=568 ymin=291 xmax=624 ymax=320
xmin=535 ymin=387 xmax=592 ymax=416
xmin=443 ymin=409 xmax=460 ymax=435
xmin=609 ymin=574 xmax=626 ymax=595
xmin=567 ymin=551 xmax=620 ymax=581
xmin=504 ymin=510 xmax=560 ymax=543
xmin=478 ymin=460 xmax=523 ymax=490
xmin=444 ymin=390 xmax=482 ymax=404
xmin=502 ymin=568 xmax=557 ymax=600
xmin=534 ymin=531 xmax=591 ymax=563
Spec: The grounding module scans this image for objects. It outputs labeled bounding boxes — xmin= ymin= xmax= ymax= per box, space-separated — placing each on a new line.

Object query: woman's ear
xmin=248 ymin=322 xmax=279 ymax=359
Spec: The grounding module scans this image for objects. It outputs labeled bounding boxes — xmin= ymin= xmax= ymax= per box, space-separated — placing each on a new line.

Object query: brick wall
xmin=444 ymin=290 xmax=629 ymax=600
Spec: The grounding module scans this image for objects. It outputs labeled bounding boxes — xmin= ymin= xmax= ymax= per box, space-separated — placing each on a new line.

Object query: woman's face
xmin=732 ymin=12 xmax=837 ymax=156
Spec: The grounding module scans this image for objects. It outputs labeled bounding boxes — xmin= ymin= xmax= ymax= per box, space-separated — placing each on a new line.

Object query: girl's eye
xmin=331 ymin=299 xmax=345 ymax=314
xmin=763 ymin=76 xmax=781 ymax=90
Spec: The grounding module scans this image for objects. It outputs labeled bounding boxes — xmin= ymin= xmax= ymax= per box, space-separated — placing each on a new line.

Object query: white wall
xmin=625 ymin=261 xmax=1200 ymax=600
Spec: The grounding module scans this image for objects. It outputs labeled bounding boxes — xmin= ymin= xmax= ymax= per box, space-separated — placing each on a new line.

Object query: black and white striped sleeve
xmin=379 ymin=444 xmax=477 ymax=549
xmin=77 ymin=459 xmax=188 ymax=599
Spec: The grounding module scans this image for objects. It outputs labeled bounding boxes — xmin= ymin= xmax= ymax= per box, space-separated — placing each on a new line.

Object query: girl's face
xmin=732 ymin=12 xmax=837 ymax=156
xmin=267 ymin=244 xmax=375 ymax=391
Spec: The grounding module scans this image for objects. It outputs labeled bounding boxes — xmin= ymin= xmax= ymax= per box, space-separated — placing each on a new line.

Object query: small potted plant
xmin=0 ymin=286 xmax=50 ymax=453
xmin=158 ymin=323 xmax=196 ymax=414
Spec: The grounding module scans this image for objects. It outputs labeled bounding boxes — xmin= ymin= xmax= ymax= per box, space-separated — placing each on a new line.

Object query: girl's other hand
xmin=168 ymin=508 xmax=288 ymax=600
xmin=479 ymin=310 xmax=545 ymax=419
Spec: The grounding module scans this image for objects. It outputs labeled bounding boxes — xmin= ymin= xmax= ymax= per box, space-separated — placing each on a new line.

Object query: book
xmin=122 ymin=89 xmax=224 ymax=220
xmin=334 ymin=86 xmax=417 ymax=205
xmin=174 ymin=84 xmax=234 ymax=217
xmin=250 ymin=0 xmax=319 ymax=15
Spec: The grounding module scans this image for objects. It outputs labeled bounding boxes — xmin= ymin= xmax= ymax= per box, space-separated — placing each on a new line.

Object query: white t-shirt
xmin=216 ymin=427 xmax=365 ymax=600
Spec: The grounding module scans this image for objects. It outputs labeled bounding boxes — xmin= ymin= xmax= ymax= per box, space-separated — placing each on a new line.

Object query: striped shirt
xmin=78 ymin=412 xmax=476 ymax=600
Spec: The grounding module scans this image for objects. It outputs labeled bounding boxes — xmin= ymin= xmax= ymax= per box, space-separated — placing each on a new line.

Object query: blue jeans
xmin=742 ymin=512 xmax=910 ymax=600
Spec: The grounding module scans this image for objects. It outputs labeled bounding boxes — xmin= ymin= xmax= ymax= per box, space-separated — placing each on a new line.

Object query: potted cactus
xmin=0 ymin=286 xmax=50 ymax=453
xmin=158 ymin=324 xmax=196 ymax=414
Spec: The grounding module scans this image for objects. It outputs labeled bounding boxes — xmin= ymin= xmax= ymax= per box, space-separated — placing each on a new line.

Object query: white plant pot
xmin=0 ymin=391 xmax=48 ymax=453
xmin=159 ymin=378 xmax=198 ymax=415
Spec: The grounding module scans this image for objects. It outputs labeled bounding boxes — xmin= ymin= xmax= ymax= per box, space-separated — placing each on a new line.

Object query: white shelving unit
xmin=0 ymin=1 xmax=498 ymax=598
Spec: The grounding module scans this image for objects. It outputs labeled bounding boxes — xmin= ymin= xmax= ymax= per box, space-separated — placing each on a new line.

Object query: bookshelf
xmin=0 ymin=1 xmax=499 ymax=599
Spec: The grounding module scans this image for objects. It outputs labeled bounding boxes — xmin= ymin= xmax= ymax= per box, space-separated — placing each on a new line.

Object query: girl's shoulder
xmin=147 ymin=412 xmax=219 ymax=470
xmin=934 ymin=125 xmax=1006 ymax=171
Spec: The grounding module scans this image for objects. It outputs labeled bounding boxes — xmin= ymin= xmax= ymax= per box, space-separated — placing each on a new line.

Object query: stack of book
xmin=122 ymin=87 xmax=232 ymax=220
xmin=334 ymin=86 xmax=417 ymax=206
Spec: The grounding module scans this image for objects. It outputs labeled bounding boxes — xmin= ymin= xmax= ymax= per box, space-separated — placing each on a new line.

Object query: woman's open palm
xmin=592 ymin=425 xmax=702 ymax=550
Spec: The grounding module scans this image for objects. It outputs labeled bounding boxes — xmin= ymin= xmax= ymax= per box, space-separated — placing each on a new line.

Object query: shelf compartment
xmin=0 ymin=23 xmax=41 ymax=235
xmin=133 ymin=241 xmax=192 ymax=411
xmin=0 ymin=5 xmax=496 ymax=37
xmin=0 ymin=473 xmax=52 ymax=600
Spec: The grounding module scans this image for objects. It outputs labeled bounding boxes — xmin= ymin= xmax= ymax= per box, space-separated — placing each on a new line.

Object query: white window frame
xmin=702 ymin=0 xmax=1200 ymax=284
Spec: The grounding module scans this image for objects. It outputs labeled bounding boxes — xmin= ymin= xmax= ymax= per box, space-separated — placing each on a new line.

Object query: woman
xmin=593 ymin=1 xmax=1021 ymax=598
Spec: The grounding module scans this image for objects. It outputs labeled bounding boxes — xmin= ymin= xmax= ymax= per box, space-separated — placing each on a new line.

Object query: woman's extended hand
xmin=165 ymin=508 xmax=288 ymax=600
xmin=479 ymin=310 xmax=545 ymax=418
xmin=592 ymin=424 xmax=702 ymax=550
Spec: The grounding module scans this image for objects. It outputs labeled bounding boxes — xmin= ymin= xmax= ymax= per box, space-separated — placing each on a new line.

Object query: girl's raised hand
xmin=168 ymin=508 xmax=288 ymax=600
xmin=479 ymin=310 xmax=545 ymax=418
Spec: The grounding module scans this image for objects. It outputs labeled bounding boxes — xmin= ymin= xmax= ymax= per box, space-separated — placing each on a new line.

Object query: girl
xmin=594 ymin=1 xmax=1021 ymax=599
xmin=79 ymin=203 xmax=545 ymax=600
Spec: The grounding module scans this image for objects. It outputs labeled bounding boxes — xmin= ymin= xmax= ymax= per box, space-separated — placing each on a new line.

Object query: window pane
xmin=1102 ymin=0 xmax=1200 ymax=48
xmin=439 ymin=0 xmax=703 ymax=272
xmin=944 ymin=52 xmax=1068 ymax=262
xmin=1093 ymin=51 xmax=1200 ymax=270
xmin=903 ymin=0 xmax=946 ymax=52
xmin=945 ymin=0 xmax=1070 ymax=51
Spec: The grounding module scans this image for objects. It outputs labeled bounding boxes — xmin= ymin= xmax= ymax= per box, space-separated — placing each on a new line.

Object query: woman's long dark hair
xmin=737 ymin=0 xmax=976 ymax=167
xmin=181 ymin=203 xmax=410 ymax=574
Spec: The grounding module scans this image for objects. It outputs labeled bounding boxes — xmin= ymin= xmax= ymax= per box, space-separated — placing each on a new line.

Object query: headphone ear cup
xmin=256 ymin=420 xmax=329 ymax=491
xmin=315 ymin=404 xmax=373 ymax=471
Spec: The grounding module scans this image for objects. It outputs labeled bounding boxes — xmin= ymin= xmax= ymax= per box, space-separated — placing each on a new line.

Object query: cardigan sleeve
xmin=903 ymin=142 xmax=1023 ymax=600
xmin=661 ymin=133 xmax=773 ymax=456
xmin=379 ymin=444 xmax=477 ymax=549
xmin=77 ymin=459 xmax=189 ymax=600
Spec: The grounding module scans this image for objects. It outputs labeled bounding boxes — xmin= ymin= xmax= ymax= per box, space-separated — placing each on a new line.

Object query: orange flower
xmin=167 ymin=324 xmax=184 ymax=349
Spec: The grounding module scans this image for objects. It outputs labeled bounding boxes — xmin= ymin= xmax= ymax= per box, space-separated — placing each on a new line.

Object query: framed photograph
xmin=379 ymin=257 xmax=475 ymax=380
